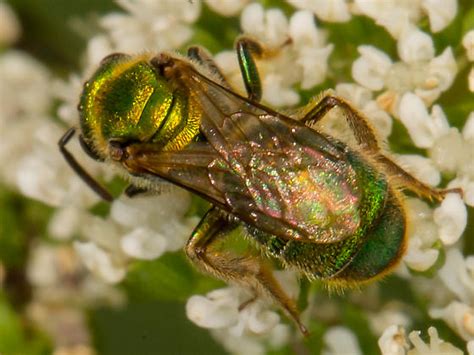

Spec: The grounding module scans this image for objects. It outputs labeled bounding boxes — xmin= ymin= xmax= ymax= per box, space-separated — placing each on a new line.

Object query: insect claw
xmin=298 ymin=322 xmax=310 ymax=337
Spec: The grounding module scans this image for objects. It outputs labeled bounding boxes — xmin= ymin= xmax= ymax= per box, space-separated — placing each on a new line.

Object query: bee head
xmin=78 ymin=52 xmax=174 ymax=161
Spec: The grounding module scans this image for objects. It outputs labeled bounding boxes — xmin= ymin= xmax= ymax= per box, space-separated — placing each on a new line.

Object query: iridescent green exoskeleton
xmin=59 ymin=38 xmax=461 ymax=335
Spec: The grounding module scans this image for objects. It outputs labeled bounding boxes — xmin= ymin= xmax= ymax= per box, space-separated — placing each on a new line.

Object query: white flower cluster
xmin=185 ymin=270 xmax=299 ymax=354
xmin=1 ymin=0 xmax=472 ymax=353
xmin=353 ymin=28 xmax=457 ymax=112
xmin=215 ymin=3 xmax=333 ymax=107
xmin=71 ymin=192 xmax=198 ymax=283
xmin=100 ymin=0 xmax=201 ymax=54
xmin=26 ymin=242 xmax=125 ymax=348
xmin=289 ymin=0 xmax=457 ymax=34
xmin=378 ymin=325 xmax=467 ymax=354
xmin=464 ymin=30 xmax=474 ymax=92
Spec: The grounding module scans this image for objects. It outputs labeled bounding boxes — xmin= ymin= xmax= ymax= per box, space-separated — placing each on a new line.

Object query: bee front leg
xmin=186 ymin=206 xmax=308 ymax=336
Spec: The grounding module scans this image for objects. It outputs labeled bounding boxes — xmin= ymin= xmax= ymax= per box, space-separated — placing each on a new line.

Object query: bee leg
xmin=300 ymin=94 xmax=462 ymax=201
xmin=373 ymin=154 xmax=463 ymax=202
xmin=235 ymin=36 xmax=292 ymax=102
xmin=58 ymin=128 xmax=113 ymax=202
xmin=124 ymin=184 xmax=149 ymax=198
xmin=301 ymin=93 xmax=382 ymax=152
xmin=235 ymin=37 xmax=264 ymax=102
xmin=186 ymin=206 xmax=308 ymax=336
xmin=187 ymin=46 xmax=231 ymax=89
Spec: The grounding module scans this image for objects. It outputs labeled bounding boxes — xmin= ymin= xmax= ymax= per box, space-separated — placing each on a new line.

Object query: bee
xmin=59 ymin=38 xmax=461 ymax=335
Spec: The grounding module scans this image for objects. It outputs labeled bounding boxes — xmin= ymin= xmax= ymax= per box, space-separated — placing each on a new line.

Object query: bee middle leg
xmin=234 ymin=36 xmax=291 ymax=102
xmin=186 ymin=206 xmax=308 ymax=335
xmin=301 ymin=93 xmax=462 ymax=201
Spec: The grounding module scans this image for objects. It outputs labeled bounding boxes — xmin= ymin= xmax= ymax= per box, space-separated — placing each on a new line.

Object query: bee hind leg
xmin=373 ymin=154 xmax=463 ymax=202
xmin=300 ymin=93 xmax=382 ymax=152
xmin=300 ymin=93 xmax=462 ymax=201
xmin=186 ymin=206 xmax=308 ymax=336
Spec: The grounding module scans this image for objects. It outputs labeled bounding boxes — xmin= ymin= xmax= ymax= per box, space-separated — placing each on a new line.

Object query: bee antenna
xmin=58 ymin=128 xmax=114 ymax=202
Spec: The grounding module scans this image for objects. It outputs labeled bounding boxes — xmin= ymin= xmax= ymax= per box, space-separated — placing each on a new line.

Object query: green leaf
xmin=90 ymin=301 xmax=225 ymax=355
xmin=0 ymin=292 xmax=51 ymax=354
xmin=341 ymin=303 xmax=379 ymax=355
xmin=123 ymin=252 xmax=221 ymax=302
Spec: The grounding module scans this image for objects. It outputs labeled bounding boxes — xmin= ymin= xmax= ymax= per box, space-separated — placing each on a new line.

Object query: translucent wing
xmin=126 ymin=62 xmax=366 ymax=243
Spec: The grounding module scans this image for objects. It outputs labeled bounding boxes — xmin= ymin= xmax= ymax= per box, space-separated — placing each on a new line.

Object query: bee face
xmin=60 ymin=39 xmax=462 ymax=335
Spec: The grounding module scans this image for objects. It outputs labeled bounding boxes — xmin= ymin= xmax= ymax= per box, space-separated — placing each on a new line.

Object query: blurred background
xmin=1 ymin=0 xmax=473 ymax=354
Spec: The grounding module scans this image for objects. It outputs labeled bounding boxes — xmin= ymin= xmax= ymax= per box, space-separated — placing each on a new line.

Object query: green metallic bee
xmin=59 ymin=38 xmax=461 ymax=335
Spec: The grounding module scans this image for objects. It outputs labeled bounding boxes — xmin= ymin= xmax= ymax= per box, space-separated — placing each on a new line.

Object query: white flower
xmin=421 ymin=0 xmax=458 ymax=33
xmin=79 ymin=214 xmax=124 ymax=259
xmin=469 ymin=341 xmax=474 ymax=355
xmin=438 ymin=249 xmax=474 ymax=304
xmin=352 ymin=46 xmax=392 ymax=91
xmin=403 ymin=199 xmax=440 ymax=271
xmin=353 ymin=29 xmax=457 ymax=109
xmin=353 ymin=0 xmax=421 ymax=39
xmin=54 ymin=75 xmax=84 ymax=125
xmin=433 ymin=194 xmax=467 ymax=245
xmin=289 ymin=11 xmax=334 ymax=89
xmin=378 ymin=325 xmax=408 ymax=355
xmin=353 ymin=0 xmax=456 ymax=38
xmin=205 ymin=0 xmax=249 ymax=17
xmin=186 ymin=270 xmax=298 ymax=353
xmin=449 ymin=175 xmax=474 ymax=206
xmin=0 ymin=50 xmax=51 ymax=119
xmin=186 ymin=288 xmax=241 ymax=329
xmin=408 ymin=326 xmax=463 ymax=354
xmin=27 ymin=244 xmax=63 ymax=287
xmin=261 ymin=73 xmax=300 ymax=107
xmin=187 ymin=286 xmax=291 ymax=355
xmin=241 ymin=3 xmax=288 ymax=47
xmin=463 ymin=30 xmax=474 ymax=61
xmin=111 ymin=192 xmax=197 ymax=252
xmin=288 ymin=0 xmax=351 ymax=23
xmin=404 ymin=239 xmax=439 ymax=272
xmin=323 ymin=326 xmax=362 ymax=355
xmin=120 ymin=227 xmax=168 ymax=260
xmin=444 ymin=112 xmax=474 ymax=206
xmin=398 ymin=92 xmax=449 ymax=148
xmin=429 ymin=125 xmax=472 ymax=174
xmin=74 ymin=241 xmax=126 ymax=284
xmin=398 ymin=26 xmax=435 ymax=63
xmin=100 ymin=0 xmax=201 ymax=53
xmin=0 ymin=2 xmax=21 ymax=46
xmin=430 ymin=302 xmax=474 ymax=341
xmin=369 ymin=307 xmax=411 ymax=336
xmin=48 ymin=205 xmax=87 ymax=241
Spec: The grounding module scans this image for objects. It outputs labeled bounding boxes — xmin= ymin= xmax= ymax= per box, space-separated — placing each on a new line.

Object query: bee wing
xmin=128 ymin=63 xmax=363 ymax=243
